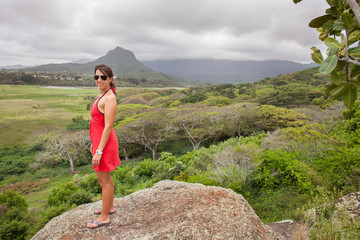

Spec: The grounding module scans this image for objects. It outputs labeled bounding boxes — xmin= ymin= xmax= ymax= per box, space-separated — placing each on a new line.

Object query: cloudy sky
xmin=0 ymin=0 xmax=329 ymax=66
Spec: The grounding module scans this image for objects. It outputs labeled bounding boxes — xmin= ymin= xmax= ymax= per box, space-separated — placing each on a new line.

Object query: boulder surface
xmin=31 ymin=180 xmax=284 ymax=240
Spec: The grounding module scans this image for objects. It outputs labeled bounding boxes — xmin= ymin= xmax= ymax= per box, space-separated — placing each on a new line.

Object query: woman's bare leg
xmin=87 ymin=171 xmax=115 ymax=228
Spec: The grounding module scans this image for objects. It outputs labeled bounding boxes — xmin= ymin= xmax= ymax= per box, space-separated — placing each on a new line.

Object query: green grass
xmin=0 ymin=85 xmax=98 ymax=147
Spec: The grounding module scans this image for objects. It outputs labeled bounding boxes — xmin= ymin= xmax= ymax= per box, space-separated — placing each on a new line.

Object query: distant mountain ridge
xmin=24 ymin=46 xmax=150 ymax=75
xmin=22 ymin=47 xmax=183 ymax=87
xmin=141 ymin=59 xmax=317 ymax=84
xmin=19 ymin=46 xmax=317 ymax=85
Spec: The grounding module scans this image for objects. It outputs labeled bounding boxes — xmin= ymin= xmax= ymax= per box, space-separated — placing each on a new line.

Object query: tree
xmin=294 ymin=0 xmax=360 ymax=109
xmin=115 ymin=125 xmax=139 ymax=161
xmin=173 ymin=106 xmax=225 ymax=150
xmin=127 ymin=109 xmax=176 ymax=160
xmin=41 ymin=131 xmax=91 ymax=173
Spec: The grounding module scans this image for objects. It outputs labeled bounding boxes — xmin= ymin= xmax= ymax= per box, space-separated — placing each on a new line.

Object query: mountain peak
xmin=103 ymin=46 xmax=135 ymax=58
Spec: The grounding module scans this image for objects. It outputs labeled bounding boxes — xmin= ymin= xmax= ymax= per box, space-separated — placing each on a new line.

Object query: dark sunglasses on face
xmin=94 ymin=75 xmax=108 ymax=80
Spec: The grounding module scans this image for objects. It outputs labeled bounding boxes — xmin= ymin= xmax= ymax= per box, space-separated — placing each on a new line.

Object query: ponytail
xmin=110 ymin=82 xmax=117 ymax=95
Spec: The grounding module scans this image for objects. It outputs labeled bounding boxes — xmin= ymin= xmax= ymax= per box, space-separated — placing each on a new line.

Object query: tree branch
xmin=347 ymin=0 xmax=360 ymax=24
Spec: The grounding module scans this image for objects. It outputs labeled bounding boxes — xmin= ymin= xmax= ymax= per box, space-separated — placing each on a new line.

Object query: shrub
xmin=113 ymin=165 xmax=133 ymax=182
xmin=154 ymin=153 xmax=185 ymax=181
xmin=0 ymin=219 xmax=29 ymax=240
xmin=314 ymin=146 xmax=360 ymax=193
xmin=134 ymin=158 xmax=160 ymax=178
xmin=150 ymin=96 xmax=174 ymax=107
xmin=48 ymin=182 xmax=93 ymax=207
xmin=187 ymin=173 xmax=219 ymax=186
xmin=180 ymin=93 xmax=207 ymax=104
xmin=67 ymin=189 xmax=93 ymax=206
xmin=28 ymin=204 xmax=70 ymax=238
xmin=254 ymin=149 xmax=313 ymax=193
xmin=258 ymin=85 xmax=311 ymax=107
xmin=258 ymin=105 xmax=310 ymax=129
xmin=0 ymin=191 xmax=31 ymax=240
xmin=66 ymin=120 xmax=90 ymax=131
xmin=0 ymin=190 xmax=28 ymax=212
xmin=79 ymin=173 xmax=102 ymax=194
xmin=203 ymin=96 xmax=231 ymax=106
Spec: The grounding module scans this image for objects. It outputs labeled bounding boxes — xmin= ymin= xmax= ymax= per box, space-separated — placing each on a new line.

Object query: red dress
xmin=90 ymin=89 xmax=121 ymax=171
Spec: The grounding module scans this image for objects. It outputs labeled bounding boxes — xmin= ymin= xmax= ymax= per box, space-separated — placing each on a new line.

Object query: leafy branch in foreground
xmin=294 ymin=0 xmax=360 ymax=109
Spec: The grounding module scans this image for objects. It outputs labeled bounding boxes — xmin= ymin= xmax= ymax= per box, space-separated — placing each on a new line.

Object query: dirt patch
xmin=0 ymin=179 xmax=49 ymax=194
xmin=267 ymin=220 xmax=310 ymax=240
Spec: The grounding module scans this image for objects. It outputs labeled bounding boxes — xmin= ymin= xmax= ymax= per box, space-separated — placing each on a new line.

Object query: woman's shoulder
xmin=104 ymin=91 xmax=117 ymax=102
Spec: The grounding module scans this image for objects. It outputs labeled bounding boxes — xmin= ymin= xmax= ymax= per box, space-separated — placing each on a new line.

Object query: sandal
xmin=94 ymin=209 xmax=116 ymax=215
xmin=87 ymin=221 xmax=111 ymax=229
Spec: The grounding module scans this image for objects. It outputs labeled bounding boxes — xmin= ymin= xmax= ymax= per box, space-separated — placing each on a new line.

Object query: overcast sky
xmin=0 ymin=0 xmax=329 ymax=66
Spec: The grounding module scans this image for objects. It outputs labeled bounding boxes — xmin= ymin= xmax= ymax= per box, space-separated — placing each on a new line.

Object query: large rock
xmin=31 ymin=180 xmax=284 ymax=240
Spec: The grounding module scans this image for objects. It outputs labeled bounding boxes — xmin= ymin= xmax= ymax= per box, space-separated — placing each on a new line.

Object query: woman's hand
xmin=92 ymin=154 xmax=101 ymax=166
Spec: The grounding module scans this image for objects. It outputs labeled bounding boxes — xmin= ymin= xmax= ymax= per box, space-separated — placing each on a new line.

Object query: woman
xmin=87 ymin=64 xmax=121 ymax=229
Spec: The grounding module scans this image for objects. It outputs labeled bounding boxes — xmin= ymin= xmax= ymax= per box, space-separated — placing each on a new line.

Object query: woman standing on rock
xmin=87 ymin=64 xmax=121 ymax=229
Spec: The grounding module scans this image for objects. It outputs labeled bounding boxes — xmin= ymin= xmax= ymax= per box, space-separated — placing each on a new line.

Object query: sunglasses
xmin=94 ymin=75 xmax=108 ymax=80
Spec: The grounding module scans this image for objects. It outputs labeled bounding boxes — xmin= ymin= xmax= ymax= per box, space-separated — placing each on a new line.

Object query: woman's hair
xmin=94 ymin=64 xmax=116 ymax=94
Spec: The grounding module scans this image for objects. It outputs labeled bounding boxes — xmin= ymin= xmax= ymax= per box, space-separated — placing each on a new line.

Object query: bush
xmin=180 ymin=92 xmax=207 ymax=104
xmin=113 ymin=165 xmax=133 ymax=182
xmin=203 ymin=96 xmax=231 ymax=106
xmin=134 ymin=159 xmax=160 ymax=178
xmin=66 ymin=120 xmax=90 ymax=131
xmin=0 ymin=146 xmax=36 ymax=180
xmin=68 ymin=189 xmax=93 ymax=206
xmin=28 ymin=204 xmax=70 ymax=238
xmin=314 ymin=146 xmax=360 ymax=193
xmin=0 ymin=219 xmax=29 ymax=240
xmin=79 ymin=173 xmax=102 ymax=194
xmin=48 ymin=182 xmax=93 ymax=207
xmin=0 ymin=190 xmax=28 ymax=212
xmin=247 ymin=187 xmax=311 ymax=223
xmin=254 ymin=149 xmax=313 ymax=193
xmin=153 ymin=152 xmax=185 ymax=181
xmin=0 ymin=191 xmax=31 ymax=240
xmin=258 ymin=85 xmax=311 ymax=107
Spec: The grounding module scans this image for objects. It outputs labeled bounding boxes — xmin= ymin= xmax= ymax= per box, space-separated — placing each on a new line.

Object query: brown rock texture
xmin=31 ymin=180 xmax=284 ymax=240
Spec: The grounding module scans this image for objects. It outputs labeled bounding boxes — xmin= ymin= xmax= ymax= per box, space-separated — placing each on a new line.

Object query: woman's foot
xmin=94 ymin=208 xmax=116 ymax=215
xmin=87 ymin=216 xmax=111 ymax=229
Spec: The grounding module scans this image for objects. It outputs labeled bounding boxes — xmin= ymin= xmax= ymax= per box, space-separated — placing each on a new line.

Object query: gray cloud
xmin=0 ymin=0 xmax=329 ymax=66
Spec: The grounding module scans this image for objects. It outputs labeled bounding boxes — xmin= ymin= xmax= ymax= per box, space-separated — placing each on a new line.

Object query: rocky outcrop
xmin=31 ymin=180 xmax=284 ymax=240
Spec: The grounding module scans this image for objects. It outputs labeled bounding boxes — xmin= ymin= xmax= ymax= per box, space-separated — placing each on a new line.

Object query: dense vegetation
xmin=0 ymin=66 xmax=359 ymax=239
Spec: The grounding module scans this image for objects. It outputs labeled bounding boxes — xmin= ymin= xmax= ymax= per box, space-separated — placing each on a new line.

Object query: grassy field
xmin=0 ymin=85 xmax=98 ymax=147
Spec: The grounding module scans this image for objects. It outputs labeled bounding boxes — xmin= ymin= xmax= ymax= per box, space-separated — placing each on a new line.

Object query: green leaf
xmin=325 ymin=84 xmax=338 ymax=97
xmin=331 ymin=69 xmax=346 ymax=85
xmin=349 ymin=47 xmax=360 ymax=57
xmin=348 ymin=30 xmax=360 ymax=46
xmin=330 ymin=83 xmax=347 ymax=100
xmin=319 ymin=32 xmax=329 ymax=41
xmin=293 ymin=0 xmax=302 ymax=3
xmin=326 ymin=6 xmax=340 ymax=17
xmin=311 ymin=47 xmax=324 ymax=64
xmin=350 ymin=64 xmax=360 ymax=77
xmin=324 ymin=37 xmax=340 ymax=49
xmin=322 ymin=19 xmax=335 ymax=31
xmin=309 ymin=15 xmax=335 ymax=28
xmin=343 ymin=83 xmax=357 ymax=109
xmin=334 ymin=0 xmax=344 ymax=11
xmin=330 ymin=19 xmax=345 ymax=33
xmin=341 ymin=9 xmax=352 ymax=30
xmin=328 ymin=48 xmax=339 ymax=56
xmin=320 ymin=55 xmax=338 ymax=74
xmin=326 ymin=0 xmax=335 ymax=6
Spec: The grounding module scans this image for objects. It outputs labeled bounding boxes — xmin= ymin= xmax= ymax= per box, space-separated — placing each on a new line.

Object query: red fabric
xmin=90 ymin=93 xmax=121 ymax=172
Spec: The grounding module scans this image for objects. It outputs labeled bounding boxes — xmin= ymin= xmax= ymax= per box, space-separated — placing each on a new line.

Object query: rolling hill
xmin=141 ymin=59 xmax=317 ymax=84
